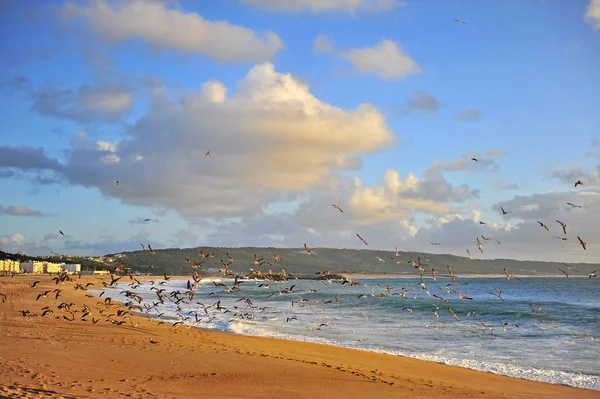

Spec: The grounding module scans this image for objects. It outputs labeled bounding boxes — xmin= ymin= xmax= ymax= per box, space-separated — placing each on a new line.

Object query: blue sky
xmin=1 ymin=0 xmax=599 ymax=262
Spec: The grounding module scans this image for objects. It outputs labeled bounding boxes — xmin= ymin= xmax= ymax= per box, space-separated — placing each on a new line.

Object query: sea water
xmin=93 ymin=276 xmax=600 ymax=390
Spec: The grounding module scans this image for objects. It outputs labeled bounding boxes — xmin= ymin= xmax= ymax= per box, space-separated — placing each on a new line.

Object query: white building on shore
xmin=0 ymin=259 xmax=21 ymax=274
xmin=20 ymin=261 xmax=81 ymax=274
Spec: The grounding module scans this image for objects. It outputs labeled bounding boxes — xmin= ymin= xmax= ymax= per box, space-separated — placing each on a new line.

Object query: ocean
xmin=93 ymin=275 xmax=600 ymax=391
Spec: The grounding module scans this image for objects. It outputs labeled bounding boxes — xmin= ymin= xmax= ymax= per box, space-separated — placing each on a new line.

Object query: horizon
xmin=1 ymin=0 xmax=599 ymax=264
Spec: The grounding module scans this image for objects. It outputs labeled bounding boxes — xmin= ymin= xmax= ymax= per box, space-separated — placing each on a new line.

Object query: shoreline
xmin=1 ymin=274 xmax=598 ymax=399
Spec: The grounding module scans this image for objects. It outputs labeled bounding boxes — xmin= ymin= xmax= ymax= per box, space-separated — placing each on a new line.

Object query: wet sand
xmin=1 ymin=275 xmax=598 ymax=399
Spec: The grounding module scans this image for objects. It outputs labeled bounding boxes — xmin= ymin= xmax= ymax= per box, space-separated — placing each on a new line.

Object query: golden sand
xmin=1 ymin=275 xmax=598 ymax=399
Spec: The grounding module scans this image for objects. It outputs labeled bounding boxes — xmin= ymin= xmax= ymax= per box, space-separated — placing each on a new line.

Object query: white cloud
xmin=343 ymin=39 xmax=421 ymax=79
xmin=0 ymin=233 xmax=49 ymax=255
xmin=51 ymin=62 xmax=396 ymax=218
xmin=456 ymin=107 xmax=483 ymax=122
xmin=60 ymin=0 xmax=285 ymax=62
xmin=30 ymin=82 xmax=134 ymax=123
xmin=585 ymin=0 xmax=600 ymax=29
xmin=313 ymin=34 xmax=334 ymax=53
xmin=519 ymin=203 xmax=540 ymax=212
xmin=402 ymin=90 xmax=440 ymax=113
xmin=240 ymin=0 xmax=402 ymax=13
xmin=441 ymin=150 xmax=506 ymax=173
xmin=0 ymin=204 xmax=45 ymax=217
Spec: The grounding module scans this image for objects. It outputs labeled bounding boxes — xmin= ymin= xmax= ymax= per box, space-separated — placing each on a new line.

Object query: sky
xmin=0 ymin=0 xmax=599 ymax=263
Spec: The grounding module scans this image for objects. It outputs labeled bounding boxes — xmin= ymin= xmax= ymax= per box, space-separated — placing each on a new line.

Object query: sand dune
xmin=1 ymin=275 xmax=598 ymax=399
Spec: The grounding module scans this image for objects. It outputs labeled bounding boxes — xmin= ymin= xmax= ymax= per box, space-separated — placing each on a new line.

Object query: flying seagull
xmin=537 ymin=221 xmax=549 ymax=231
xmin=556 ymin=220 xmax=567 ymax=235
xmin=471 ymin=157 xmax=478 ymax=162
xmin=577 ymin=236 xmax=587 ymax=250
xmin=331 ymin=204 xmax=344 ymax=213
xmin=455 ymin=20 xmax=466 ymax=25
xmin=500 ymin=206 xmax=511 ymax=215
xmin=566 ymin=202 xmax=582 ymax=208
xmin=574 ymin=180 xmax=583 ymax=187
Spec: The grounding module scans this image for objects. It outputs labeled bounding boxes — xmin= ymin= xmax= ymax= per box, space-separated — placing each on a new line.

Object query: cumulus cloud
xmin=441 ymin=150 xmax=506 ymax=173
xmin=60 ymin=0 xmax=285 ymax=62
xmin=28 ymin=82 xmax=134 ymax=123
xmin=8 ymin=62 xmax=395 ymax=218
xmin=313 ymin=34 xmax=334 ymax=53
xmin=0 ymin=233 xmax=50 ymax=255
xmin=401 ymin=90 xmax=440 ymax=113
xmin=586 ymin=0 xmax=600 ymax=29
xmin=456 ymin=107 xmax=483 ymax=122
xmin=343 ymin=39 xmax=421 ymax=79
xmin=553 ymin=164 xmax=600 ymax=188
xmin=0 ymin=146 xmax=64 ymax=183
xmin=0 ymin=204 xmax=45 ymax=217
xmin=240 ymin=0 xmax=402 ymax=13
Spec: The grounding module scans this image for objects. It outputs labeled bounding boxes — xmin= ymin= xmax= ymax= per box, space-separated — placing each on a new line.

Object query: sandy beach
xmin=1 ymin=275 xmax=598 ymax=399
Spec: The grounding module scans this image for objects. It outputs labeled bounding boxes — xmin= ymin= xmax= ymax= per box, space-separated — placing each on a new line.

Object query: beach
xmin=1 ymin=275 xmax=598 ymax=399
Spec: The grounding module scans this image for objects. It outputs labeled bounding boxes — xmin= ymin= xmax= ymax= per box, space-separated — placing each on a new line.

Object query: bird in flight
xmin=455 ymin=19 xmax=466 ymax=25
xmin=205 ymin=151 xmax=211 ymax=156
xmin=304 ymin=243 xmax=313 ymax=254
xmin=500 ymin=207 xmax=511 ymax=215
xmin=556 ymin=220 xmax=567 ymax=235
xmin=577 ymin=236 xmax=587 ymax=250
xmin=331 ymin=204 xmax=344 ymax=213
xmin=566 ymin=202 xmax=582 ymax=208
xmin=430 ymin=242 xmax=441 ymax=246
xmin=574 ymin=180 xmax=583 ymax=187
xmin=116 ymin=180 xmax=120 ymax=186
xmin=558 ymin=269 xmax=571 ymax=280
xmin=356 ymin=234 xmax=368 ymax=246
xmin=537 ymin=221 xmax=549 ymax=231
xmin=476 ymin=237 xmax=484 ymax=253
xmin=59 ymin=230 xmax=65 ymax=236
xmin=471 ymin=157 xmax=478 ymax=162
xmin=589 ymin=270 xmax=597 ymax=279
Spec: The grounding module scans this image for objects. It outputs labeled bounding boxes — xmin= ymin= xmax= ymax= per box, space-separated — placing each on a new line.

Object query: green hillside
xmin=105 ymin=247 xmax=599 ymax=278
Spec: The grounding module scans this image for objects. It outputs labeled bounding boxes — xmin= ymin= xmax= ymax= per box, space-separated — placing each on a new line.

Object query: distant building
xmin=0 ymin=259 xmax=21 ymax=274
xmin=20 ymin=261 xmax=79 ymax=274
xmin=62 ymin=263 xmax=81 ymax=274
xmin=21 ymin=261 xmax=45 ymax=274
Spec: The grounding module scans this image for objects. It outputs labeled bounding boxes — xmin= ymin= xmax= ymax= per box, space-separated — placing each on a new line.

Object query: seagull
xmin=556 ymin=220 xmax=567 ymax=235
xmin=375 ymin=256 xmax=386 ymax=264
xmin=430 ymin=242 xmax=441 ymax=246
xmin=500 ymin=206 xmax=511 ymax=215
xmin=304 ymin=243 xmax=313 ymax=254
xmin=471 ymin=157 xmax=478 ymax=162
xmin=116 ymin=180 xmax=120 ymax=186
xmin=537 ymin=221 xmax=549 ymax=231
xmin=577 ymin=236 xmax=587 ymax=250
xmin=489 ymin=287 xmax=505 ymax=302
xmin=476 ymin=237 xmax=484 ymax=253
xmin=558 ymin=269 xmax=571 ymax=280
xmin=574 ymin=180 xmax=583 ymax=188
xmin=589 ymin=271 xmax=597 ymax=279
xmin=455 ymin=19 xmax=466 ymax=25
xmin=205 ymin=151 xmax=211 ymax=156
xmin=356 ymin=233 xmax=368 ymax=246
xmin=566 ymin=202 xmax=582 ymax=208
xmin=331 ymin=204 xmax=344 ymax=213
xmin=554 ymin=236 xmax=568 ymax=241
xmin=59 ymin=230 xmax=65 ymax=236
